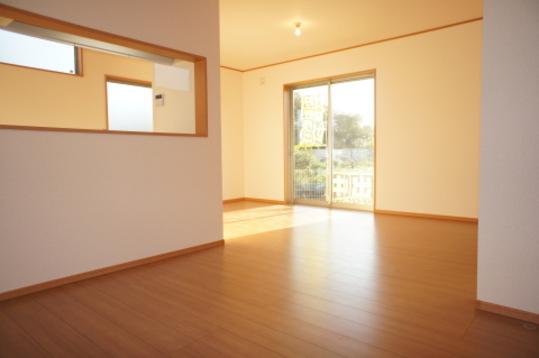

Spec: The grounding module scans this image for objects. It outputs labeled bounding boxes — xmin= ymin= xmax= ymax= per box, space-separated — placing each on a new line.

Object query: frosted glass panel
xmin=107 ymin=82 xmax=153 ymax=132
xmin=0 ymin=29 xmax=77 ymax=74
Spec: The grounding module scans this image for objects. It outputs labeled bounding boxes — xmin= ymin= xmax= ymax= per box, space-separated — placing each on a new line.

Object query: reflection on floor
xmin=1 ymin=201 xmax=537 ymax=357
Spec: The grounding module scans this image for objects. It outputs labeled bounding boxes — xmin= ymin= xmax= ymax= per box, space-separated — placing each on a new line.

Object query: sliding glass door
xmin=292 ymin=84 xmax=329 ymax=204
xmin=291 ymin=74 xmax=375 ymax=210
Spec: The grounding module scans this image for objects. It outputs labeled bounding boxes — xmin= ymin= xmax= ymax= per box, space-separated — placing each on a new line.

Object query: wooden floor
xmin=1 ymin=202 xmax=538 ymax=357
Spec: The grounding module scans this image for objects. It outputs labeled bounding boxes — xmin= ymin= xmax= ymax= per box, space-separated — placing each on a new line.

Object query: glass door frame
xmin=284 ymin=70 xmax=376 ymax=212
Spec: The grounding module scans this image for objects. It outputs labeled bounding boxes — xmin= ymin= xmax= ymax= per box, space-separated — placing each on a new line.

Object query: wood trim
xmin=0 ymin=124 xmax=200 ymax=137
xmin=194 ymin=58 xmax=208 ymax=136
xmin=222 ymin=17 xmax=483 ymax=73
xmin=373 ymin=71 xmax=378 ymax=211
xmin=76 ymin=46 xmax=83 ymax=76
xmin=283 ymin=69 xmax=376 ymax=89
xmin=374 ymin=209 xmax=478 ymax=223
xmin=223 ymin=198 xmax=246 ymax=204
xmin=477 ymin=300 xmax=539 ymax=325
xmin=244 ymin=197 xmax=287 ymax=205
xmin=105 ymin=75 xmax=152 ymax=88
xmin=0 ymin=3 xmax=208 ymax=138
xmin=220 ymin=65 xmax=243 ymax=73
xmin=223 ymin=197 xmax=287 ymax=205
xmin=0 ymin=239 xmax=224 ymax=302
xmin=104 ymin=74 xmax=109 ymax=130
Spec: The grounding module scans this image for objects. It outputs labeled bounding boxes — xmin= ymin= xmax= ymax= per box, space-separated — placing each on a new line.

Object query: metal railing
xmin=294 ymin=168 xmax=373 ymax=205
xmin=293 ymin=168 xmax=326 ymax=201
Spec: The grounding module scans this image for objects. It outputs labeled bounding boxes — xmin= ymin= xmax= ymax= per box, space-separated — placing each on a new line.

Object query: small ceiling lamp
xmin=294 ymin=22 xmax=302 ymax=36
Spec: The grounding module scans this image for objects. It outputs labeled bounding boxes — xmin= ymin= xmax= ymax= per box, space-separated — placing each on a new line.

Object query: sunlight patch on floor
xmin=223 ymin=204 xmax=329 ymax=239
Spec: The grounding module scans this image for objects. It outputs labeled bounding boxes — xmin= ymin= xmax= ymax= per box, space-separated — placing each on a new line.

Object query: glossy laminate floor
xmin=1 ymin=201 xmax=537 ymax=357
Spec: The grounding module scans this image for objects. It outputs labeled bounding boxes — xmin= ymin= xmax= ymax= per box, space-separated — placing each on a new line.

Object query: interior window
xmin=0 ymin=6 xmax=207 ymax=136
xmin=106 ymin=80 xmax=153 ymax=132
xmin=0 ymin=29 xmax=79 ymax=74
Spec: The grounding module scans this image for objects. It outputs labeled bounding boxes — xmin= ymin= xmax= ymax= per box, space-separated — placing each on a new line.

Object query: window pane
xmin=331 ymin=78 xmax=375 ymax=208
xmin=292 ymin=85 xmax=329 ymax=202
xmin=107 ymin=82 xmax=153 ymax=132
xmin=0 ymin=29 xmax=77 ymax=74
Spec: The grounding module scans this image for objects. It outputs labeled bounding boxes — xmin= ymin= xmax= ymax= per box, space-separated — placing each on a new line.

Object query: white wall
xmin=477 ymin=0 xmax=539 ymax=314
xmin=220 ymin=68 xmax=244 ymax=200
xmin=0 ymin=0 xmax=221 ymax=293
xmin=239 ymin=22 xmax=481 ymax=217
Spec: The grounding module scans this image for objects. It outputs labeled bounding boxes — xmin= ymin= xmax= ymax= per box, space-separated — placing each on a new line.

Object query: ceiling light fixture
xmin=294 ymin=22 xmax=302 ymax=36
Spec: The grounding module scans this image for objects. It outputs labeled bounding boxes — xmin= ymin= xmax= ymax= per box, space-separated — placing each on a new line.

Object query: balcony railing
xmin=294 ymin=168 xmax=373 ymax=205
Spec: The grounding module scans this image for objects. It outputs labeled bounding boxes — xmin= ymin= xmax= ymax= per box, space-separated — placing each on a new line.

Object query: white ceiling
xmin=220 ymin=0 xmax=483 ymax=71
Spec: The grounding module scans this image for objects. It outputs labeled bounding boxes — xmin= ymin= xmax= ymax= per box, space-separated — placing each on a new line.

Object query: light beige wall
xmin=240 ymin=22 xmax=481 ymax=217
xmin=153 ymin=87 xmax=195 ymax=133
xmin=0 ymin=0 xmax=221 ymax=294
xmin=478 ymin=0 xmax=539 ymax=314
xmin=153 ymin=61 xmax=196 ymax=133
xmin=220 ymin=68 xmax=244 ymax=200
xmin=0 ymin=48 xmax=153 ymax=129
